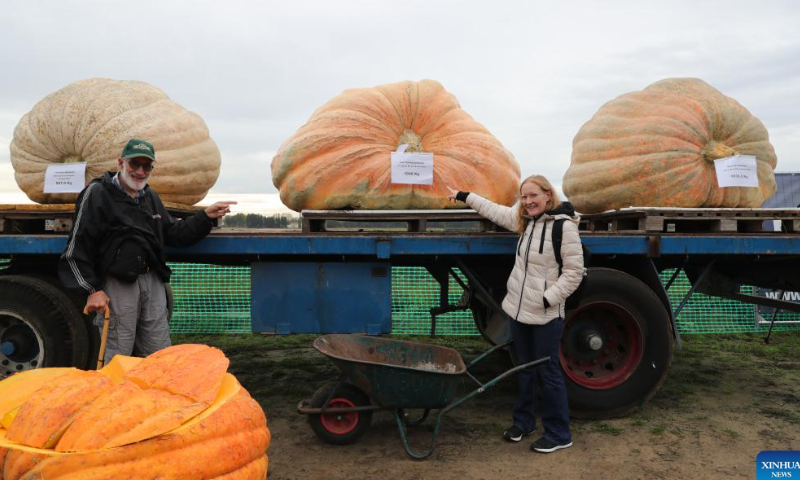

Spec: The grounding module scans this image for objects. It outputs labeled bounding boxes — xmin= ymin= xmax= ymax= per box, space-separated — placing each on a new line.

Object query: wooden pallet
xmin=579 ymin=208 xmax=800 ymax=234
xmin=0 ymin=203 xmax=205 ymax=235
xmin=300 ymin=209 xmax=508 ymax=233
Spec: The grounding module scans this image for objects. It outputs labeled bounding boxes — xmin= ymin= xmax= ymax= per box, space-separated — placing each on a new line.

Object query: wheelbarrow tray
xmin=314 ymin=334 xmax=466 ymax=409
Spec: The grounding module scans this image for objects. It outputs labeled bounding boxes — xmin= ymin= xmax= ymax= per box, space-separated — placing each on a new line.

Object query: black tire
xmin=561 ymin=268 xmax=673 ymax=418
xmin=20 ymin=273 xmax=96 ymax=370
xmin=308 ymin=382 xmax=373 ymax=445
xmin=0 ymin=275 xmax=88 ymax=378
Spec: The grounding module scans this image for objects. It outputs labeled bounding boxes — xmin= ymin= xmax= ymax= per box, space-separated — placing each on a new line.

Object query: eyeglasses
xmin=126 ymin=158 xmax=155 ymax=172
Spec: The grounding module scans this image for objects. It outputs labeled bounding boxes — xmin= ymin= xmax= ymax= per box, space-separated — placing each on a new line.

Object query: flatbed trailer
xmin=1 ymin=205 xmax=799 ymax=418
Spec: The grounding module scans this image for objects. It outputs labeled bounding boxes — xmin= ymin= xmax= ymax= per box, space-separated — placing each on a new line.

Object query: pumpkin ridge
xmin=585 ymin=110 xmax=708 ymax=144
xmin=287 ymin=137 xmax=397 ymax=176
xmin=82 ymin=97 xmax=173 ymax=156
xmin=313 ymin=92 xmax=405 ymax=136
xmin=292 ymin=146 xmax=386 ymax=187
xmin=724 ymin=115 xmax=768 ymax=146
xmin=61 ymin=87 xmax=88 ymax=158
xmin=277 ymin=133 xmax=397 ymax=178
xmin=77 ymin=82 xmax=168 ymax=157
xmin=39 ymin=94 xmax=65 ymax=158
xmin=408 ymin=81 xmax=421 ymax=131
xmin=590 ymin=109 xmax=709 ymax=148
xmin=416 ymin=102 xmax=461 ymax=139
xmin=318 ymin=107 xmax=404 ymax=138
xmin=573 ymin=135 xmax=702 ymax=159
xmin=12 ymin=114 xmax=59 ymax=162
xmin=375 ymin=84 xmax=410 ymax=131
xmin=604 ymin=93 xmax=712 ymax=144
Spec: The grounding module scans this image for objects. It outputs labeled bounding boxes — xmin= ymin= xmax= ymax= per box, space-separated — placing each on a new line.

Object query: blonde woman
xmin=446 ymin=175 xmax=583 ymax=453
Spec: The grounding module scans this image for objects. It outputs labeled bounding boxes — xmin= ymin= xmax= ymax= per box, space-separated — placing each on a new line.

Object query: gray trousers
xmin=97 ymin=271 xmax=171 ymax=364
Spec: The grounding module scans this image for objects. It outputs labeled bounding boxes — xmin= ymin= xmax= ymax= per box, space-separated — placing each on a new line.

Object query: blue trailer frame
xmin=2 ymin=210 xmax=799 ymax=419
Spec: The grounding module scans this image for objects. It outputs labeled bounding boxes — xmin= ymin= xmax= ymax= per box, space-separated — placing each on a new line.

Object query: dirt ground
xmin=175 ymin=332 xmax=800 ymax=480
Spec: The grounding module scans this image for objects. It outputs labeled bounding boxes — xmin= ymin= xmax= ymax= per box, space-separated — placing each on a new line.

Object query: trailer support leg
xmin=426 ymin=264 xmax=470 ymax=337
xmin=763 ymin=291 xmax=784 ymax=345
xmin=672 ymin=260 xmax=715 ymax=321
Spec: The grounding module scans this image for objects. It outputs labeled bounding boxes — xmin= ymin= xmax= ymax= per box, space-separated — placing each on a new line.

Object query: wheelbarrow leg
xmin=392 ymin=409 xmax=445 ymax=460
xmin=399 ymin=408 xmax=431 ymax=427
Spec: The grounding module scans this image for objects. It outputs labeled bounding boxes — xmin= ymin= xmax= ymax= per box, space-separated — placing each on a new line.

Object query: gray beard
xmin=119 ymin=168 xmax=148 ymax=192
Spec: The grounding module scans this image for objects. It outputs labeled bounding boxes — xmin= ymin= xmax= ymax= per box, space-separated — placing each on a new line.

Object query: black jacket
xmin=59 ymin=172 xmax=214 ymax=293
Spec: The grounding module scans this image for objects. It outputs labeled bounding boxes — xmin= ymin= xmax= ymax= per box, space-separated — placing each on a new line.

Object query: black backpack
xmin=552 ymin=218 xmax=590 ymax=309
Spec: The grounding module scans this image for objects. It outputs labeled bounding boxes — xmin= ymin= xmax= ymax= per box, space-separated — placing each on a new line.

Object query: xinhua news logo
xmin=758 ymin=451 xmax=800 ymax=479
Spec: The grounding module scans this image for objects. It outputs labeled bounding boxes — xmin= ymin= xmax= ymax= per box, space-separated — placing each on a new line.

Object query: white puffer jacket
xmin=466 ymin=193 xmax=584 ymax=325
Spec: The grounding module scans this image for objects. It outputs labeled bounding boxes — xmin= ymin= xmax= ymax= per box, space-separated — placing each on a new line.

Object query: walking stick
xmin=84 ymin=305 xmax=111 ymax=369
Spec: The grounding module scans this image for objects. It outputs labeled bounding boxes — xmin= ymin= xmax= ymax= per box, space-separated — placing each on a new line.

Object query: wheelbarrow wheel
xmin=308 ymin=382 xmax=372 ymax=445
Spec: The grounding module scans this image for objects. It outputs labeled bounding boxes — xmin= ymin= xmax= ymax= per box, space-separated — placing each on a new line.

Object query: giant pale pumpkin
xmin=562 ymin=78 xmax=777 ymax=213
xmin=271 ymin=79 xmax=520 ymax=211
xmin=10 ymin=78 xmax=221 ymax=205
xmin=0 ymin=344 xmax=270 ymax=480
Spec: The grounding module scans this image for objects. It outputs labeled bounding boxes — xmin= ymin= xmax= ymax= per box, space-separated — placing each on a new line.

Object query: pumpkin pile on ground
xmin=271 ymin=79 xmax=521 ymax=211
xmin=0 ymin=344 xmax=270 ymax=480
xmin=562 ymin=78 xmax=777 ymax=213
xmin=10 ymin=78 xmax=221 ymax=205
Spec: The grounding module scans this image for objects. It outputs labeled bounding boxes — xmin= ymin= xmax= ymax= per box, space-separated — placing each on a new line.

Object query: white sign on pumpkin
xmin=43 ymin=163 xmax=87 ymax=193
xmin=714 ymin=155 xmax=759 ymax=188
xmin=391 ymin=144 xmax=433 ymax=185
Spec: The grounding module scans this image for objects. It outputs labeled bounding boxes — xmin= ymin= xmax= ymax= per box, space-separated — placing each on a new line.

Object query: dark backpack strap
xmin=552 ymin=218 xmax=565 ymax=276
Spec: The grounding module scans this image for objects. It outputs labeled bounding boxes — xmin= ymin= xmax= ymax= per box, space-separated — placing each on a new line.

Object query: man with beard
xmin=59 ymin=138 xmax=235 ymax=363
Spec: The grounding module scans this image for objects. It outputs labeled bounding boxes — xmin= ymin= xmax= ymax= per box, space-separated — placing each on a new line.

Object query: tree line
xmin=222 ymin=213 xmax=300 ymax=228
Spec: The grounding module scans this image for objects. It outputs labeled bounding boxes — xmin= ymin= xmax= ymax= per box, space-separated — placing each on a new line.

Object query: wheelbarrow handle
xmin=392 ymin=355 xmax=550 ymax=460
xmin=84 ymin=306 xmax=111 ymax=369
xmin=449 ymin=356 xmax=550 ymax=417
xmin=465 ymin=340 xmax=513 ymax=370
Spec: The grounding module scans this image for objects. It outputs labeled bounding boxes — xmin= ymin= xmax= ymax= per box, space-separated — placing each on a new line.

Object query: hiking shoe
xmin=503 ymin=425 xmax=535 ymax=442
xmin=531 ymin=436 xmax=573 ymax=453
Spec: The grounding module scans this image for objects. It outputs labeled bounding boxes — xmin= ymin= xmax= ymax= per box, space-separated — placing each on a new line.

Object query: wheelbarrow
xmin=297 ymin=334 xmax=549 ymax=459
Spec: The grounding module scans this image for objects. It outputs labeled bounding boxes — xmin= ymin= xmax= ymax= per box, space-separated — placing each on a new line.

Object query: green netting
xmin=664 ymin=269 xmax=758 ymax=334
xmin=162 ymin=264 xmax=800 ymax=336
xmin=1 ymin=257 xmax=798 ymax=335
xmin=167 ymin=263 xmax=251 ymax=334
xmin=390 ymin=267 xmax=476 ymax=335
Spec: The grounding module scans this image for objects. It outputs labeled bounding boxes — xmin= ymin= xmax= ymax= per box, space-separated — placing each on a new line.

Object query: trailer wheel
xmin=561 ymin=268 xmax=673 ymax=418
xmin=0 ymin=276 xmax=88 ymax=379
xmin=308 ymin=382 xmax=373 ymax=445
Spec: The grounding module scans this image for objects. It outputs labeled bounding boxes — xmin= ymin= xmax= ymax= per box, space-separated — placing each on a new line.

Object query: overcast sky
xmin=1 ymin=0 xmax=799 ymax=210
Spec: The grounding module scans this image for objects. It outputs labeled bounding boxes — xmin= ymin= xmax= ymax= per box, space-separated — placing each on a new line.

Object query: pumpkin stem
xmin=702 ymin=142 xmax=738 ymax=162
xmin=398 ymin=129 xmax=423 ymax=152
xmin=61 ymin=155 xmax=83 ymax=163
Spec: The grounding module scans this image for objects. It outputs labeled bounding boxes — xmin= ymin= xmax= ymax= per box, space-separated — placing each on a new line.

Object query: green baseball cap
xmin=120 ymin=138 xmax=156 ymax=161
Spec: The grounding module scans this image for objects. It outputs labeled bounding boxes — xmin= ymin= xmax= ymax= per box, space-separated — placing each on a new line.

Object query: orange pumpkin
xmin=563 ymin=78 xmax=777 ymax=213
xmin=0 ymin=344 xmax=270 ymax=480
xmin=271 ymin=79 xmax=520 ymax=211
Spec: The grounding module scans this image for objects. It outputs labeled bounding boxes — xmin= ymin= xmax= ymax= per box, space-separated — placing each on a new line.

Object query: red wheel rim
xmin=320 ymin=398 xmax=359 ymax=435
xmin=560 ymin=301 xmax=644 ymax=389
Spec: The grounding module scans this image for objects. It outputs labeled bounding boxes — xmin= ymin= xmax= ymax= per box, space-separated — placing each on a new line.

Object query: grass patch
xmin=593 ymin=422 xmax=623 ymax=436
xmin=759 ymin=407 xmax=800 ymax=424
xmin=650 ymin=424 xmax=667 ymax=435
xmin=721 ymin=428 xmax=740 ymax=438
xmin=630 ymin=418 xmax=649 ymax=427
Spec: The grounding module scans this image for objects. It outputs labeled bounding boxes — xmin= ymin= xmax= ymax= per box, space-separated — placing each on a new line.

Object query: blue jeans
xmin=509 ymin=317 xmax=572 ymax=444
